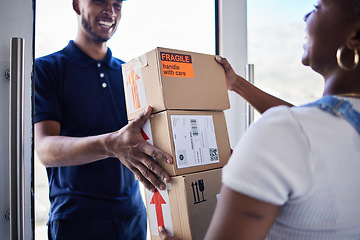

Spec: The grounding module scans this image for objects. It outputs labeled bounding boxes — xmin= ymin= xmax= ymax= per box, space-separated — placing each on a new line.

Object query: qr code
xmin=209 ymin=148 xmax=219 ymax=161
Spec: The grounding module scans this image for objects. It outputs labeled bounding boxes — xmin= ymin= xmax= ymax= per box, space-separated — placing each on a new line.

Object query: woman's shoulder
xmin=261 ymin=103 xmax=327 ymax=124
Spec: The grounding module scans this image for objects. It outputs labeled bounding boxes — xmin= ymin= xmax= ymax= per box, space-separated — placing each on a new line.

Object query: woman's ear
xmin=347 ymin=24 xmax=360 ymax=50
xmin=73 ymin=0 xmax=81 ymax=15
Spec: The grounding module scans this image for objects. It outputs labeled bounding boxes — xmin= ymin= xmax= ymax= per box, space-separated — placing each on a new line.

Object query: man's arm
xmin=35 ymin=106 xmax=172 ymax=192
xmin=215 ymin=56 xmax=293 ymax=114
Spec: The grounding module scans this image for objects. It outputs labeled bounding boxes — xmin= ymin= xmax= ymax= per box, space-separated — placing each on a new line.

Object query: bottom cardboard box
xmin=145 ymin=168 xmax=222 ymax=240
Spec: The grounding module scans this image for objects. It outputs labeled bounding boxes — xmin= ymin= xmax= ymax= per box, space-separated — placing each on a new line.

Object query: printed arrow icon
xmin=150 ymin=189 xmax=167 ymax=227
xmin=127 ymin=67 xmax=141 ymax=109
xmin=141 ymin=129 xmax=149 ymax=140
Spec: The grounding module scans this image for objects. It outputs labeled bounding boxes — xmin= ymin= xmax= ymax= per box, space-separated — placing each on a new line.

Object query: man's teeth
xmin=99 ymin=21 xmax=114 ymax=27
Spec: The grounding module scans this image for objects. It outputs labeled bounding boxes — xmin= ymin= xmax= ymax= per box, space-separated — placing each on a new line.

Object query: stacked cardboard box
xmin=122 ymin=47 xmax=231 ymax=240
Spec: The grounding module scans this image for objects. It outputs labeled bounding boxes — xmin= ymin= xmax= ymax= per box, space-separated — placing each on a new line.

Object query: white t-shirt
xmin=222 ymin=97 xmax=360 ymax=240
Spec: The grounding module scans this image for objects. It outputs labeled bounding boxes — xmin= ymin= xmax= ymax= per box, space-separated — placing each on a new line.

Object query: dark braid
xmin=347 ymin=0 xmax=360 ymax=39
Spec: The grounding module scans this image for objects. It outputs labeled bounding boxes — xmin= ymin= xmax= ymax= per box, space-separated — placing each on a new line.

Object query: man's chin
xmin=95 ymin=38 xmax=109 ymax=43
xmin=92 ymin=34 xmax=111 ymax=43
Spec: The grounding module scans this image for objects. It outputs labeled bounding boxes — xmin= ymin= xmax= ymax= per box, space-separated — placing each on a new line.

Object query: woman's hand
xmin=215 ymin=56 xmax=293 ymax=114
xmin=158 ymin=226 xmax=180 ymax=240
xmin=215 ymin=56 xmax=246 ymax=91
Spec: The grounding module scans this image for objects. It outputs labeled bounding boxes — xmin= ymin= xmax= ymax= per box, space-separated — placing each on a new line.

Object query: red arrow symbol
xmin=141 ymin=129 xmax=149 ymax=140
xmin=150 ymin=189 xmax=166 ymax=227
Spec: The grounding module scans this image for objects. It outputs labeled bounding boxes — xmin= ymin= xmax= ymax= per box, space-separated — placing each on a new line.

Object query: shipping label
xmin=170 ymin=115 xmax=219 ymax=169
xmin=160 ymin=52 xmax=195 ymax=78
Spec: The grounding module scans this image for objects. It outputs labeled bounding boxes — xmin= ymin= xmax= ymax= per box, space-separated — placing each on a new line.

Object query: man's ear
xmin=73 ymin=0 xmax=81 ymax=15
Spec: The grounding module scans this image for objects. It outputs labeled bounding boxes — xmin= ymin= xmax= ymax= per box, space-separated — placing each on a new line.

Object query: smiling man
xmin=73 ymin=0 xmax=122 ymax=59
xmin=34 ymin=0 xmax=173 ymax=239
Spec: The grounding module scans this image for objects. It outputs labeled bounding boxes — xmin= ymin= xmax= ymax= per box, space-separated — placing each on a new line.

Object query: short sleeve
xmin=222 ymin=106 xmax=313 ymax=205
xmin=34 ymin=57 xmax=62 ymax=123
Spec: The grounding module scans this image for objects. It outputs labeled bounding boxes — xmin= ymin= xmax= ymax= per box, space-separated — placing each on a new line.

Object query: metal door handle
xmin=9 ymin=37 xmax=25 ymax=240
xmin=246 ymin=64 xmax=254 ymax=127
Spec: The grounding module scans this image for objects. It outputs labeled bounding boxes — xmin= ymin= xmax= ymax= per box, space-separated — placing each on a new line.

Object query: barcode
xmin=209 ymin=148 xmax=219 ymax=161
xmin=190 ymin=119 xmax=198 ymax=136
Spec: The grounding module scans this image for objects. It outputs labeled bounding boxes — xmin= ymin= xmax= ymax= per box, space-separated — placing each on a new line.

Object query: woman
xmin=160 ymin=0 xmax=360 ymax=239
xmin=205 ymin=0 xmax=360 ymax=239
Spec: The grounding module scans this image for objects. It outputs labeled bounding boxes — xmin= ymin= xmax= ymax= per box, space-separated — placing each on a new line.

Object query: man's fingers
xmin=138 ymin=142 xmax=172 ymax=183
xmin=139 ymin=141 xmax=173 ymax=164
xmin=133 ymin=164 xmax=167 ymax=193
xmin=130 ymin=165 xmax=158 ymax=192
xmin=129 ymin=152 xmax=169 ymax=189
xmin=118 ymin=108 xmax=173 ymax=190
xmin=132 ymin=106 xmax=152 ymax=128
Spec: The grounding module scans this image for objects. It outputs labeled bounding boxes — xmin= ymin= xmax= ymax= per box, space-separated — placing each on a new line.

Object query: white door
xmin=0 ymin=0 xmax=34 ymax=239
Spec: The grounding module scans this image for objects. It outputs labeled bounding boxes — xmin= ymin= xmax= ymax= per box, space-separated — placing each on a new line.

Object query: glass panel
xmin=247 ymin=0 xmax=324 ymax=120
xmin=35 ymin=0 xmax=216 ymax=61
xmin=35 ymin=1 xmax=216 ymax=239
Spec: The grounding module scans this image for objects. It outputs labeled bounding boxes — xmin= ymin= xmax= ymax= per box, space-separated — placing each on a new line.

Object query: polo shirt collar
xmin=64 ymin=40 xmax=121 ymax=70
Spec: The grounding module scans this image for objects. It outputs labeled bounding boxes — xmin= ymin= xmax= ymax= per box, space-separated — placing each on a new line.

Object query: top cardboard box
xmin=122 ymin=47 xmax=230 ymax=120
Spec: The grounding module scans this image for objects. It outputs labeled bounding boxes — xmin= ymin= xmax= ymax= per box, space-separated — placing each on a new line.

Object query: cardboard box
xmin=142 ymin=110 xmax=231 ymax=176
xmin=145 ymin=168 xmax=222 ymax=240
xmin=122 ymin=47 xmax=230 ymax=120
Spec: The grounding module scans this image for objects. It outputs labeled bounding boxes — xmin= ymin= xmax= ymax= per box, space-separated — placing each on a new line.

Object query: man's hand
xmin=105 ymin=106 xmax=173 ymax=192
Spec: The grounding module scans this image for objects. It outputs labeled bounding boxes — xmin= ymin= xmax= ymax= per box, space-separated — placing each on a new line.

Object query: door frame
xmin=0 ymin=0 xmax=35 ymax=239
xmin=219 ymin=0 xmax=248 ymax=147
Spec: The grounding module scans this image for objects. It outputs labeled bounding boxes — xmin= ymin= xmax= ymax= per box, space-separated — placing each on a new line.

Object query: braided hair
xmin=348 ymin=0 xmax=360 ymax=22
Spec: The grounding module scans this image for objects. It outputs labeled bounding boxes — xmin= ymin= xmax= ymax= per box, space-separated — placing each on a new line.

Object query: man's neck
xmin=74 ymin=36 xmax=108 ymax=61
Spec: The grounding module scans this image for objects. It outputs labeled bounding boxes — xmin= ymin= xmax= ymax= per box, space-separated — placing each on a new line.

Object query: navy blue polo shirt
xmin=35 ymin=41 xmax=145 ymax=222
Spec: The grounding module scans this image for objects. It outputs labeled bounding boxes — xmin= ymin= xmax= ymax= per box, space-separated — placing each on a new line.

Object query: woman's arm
xmin=204 ymin=185 xmax=280 ymax=240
